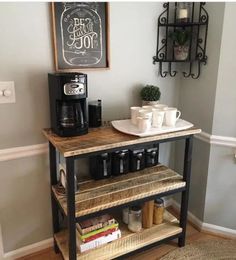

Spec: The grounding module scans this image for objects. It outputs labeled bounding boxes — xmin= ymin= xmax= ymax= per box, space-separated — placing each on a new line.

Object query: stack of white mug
xmin=130 ymin=104 xmax=181 ymax=132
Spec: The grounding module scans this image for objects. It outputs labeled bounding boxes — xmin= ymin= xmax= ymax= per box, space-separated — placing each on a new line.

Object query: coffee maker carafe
xmin=48 ymin=73 xmax=88 ymax=137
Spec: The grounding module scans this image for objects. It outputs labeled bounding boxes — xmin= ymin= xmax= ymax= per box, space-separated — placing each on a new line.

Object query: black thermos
xmin=112 ymin=150 xmax=130 ymax=175
xmin=89 ymin=100 xmax=102 ymax=127
xmin=90 ymin=153 xmax=111 ymax=180
xmin=145 ymin=147 xmax=158 ymax=167
xmin=130 ymin=149 xmax=145 ymax=172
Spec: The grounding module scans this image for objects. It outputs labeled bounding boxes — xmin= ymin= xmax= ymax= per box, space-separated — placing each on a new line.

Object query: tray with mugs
xmin=111 ymin=104 xmax=193 ymax=137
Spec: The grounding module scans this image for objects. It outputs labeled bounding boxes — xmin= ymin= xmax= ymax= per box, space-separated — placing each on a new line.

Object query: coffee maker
xmin=48 ymin=73 xmax=88 ymax=137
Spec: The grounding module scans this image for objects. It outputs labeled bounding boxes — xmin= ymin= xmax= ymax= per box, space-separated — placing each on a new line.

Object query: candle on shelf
xmin=177 ymin=2 xmax=191 ymax=23
xmin=178 ymin=9 xmax=188 ymax=20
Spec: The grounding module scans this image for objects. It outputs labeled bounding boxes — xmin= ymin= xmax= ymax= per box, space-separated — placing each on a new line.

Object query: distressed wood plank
xmin=54 ymin=210 xmax=181 ymax=260
xmin=43 ymin=126 xmax=201 ymax=157
xmin=52 ymin=165 xmax=185 ymax=217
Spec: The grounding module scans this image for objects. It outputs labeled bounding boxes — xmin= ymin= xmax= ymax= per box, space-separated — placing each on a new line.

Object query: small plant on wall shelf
xmin=169 ymin=29 xmax=191 ymax=61
xmin=140 ymin=85 xmax=161 ymax=105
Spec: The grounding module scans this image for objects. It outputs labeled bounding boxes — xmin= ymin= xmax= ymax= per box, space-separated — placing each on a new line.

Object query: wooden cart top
xmin=42 ymin=126 xmax=201 ymax=157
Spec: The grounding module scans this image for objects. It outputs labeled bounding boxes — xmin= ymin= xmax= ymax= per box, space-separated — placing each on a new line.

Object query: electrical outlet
xmin=0 ymin=81 xmax=15 ymax=104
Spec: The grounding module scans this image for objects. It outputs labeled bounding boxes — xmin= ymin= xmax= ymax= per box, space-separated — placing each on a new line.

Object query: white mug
xmin=165 ymin=107 xmax=181 ymax=127
xmin=152 ymin=109 xmax=165 ymax=128
xmin=153 ymin=104 xmax=168 ymax=110
xmin=138 ymin=109 xmax=152 ymax=120
xmin=142 ymin=105 xmax=153 ymax=111
xmin=130 ymin=106 xmax=141 ymax=125
xmin=137 ymin=116 xmax=151 ymax=132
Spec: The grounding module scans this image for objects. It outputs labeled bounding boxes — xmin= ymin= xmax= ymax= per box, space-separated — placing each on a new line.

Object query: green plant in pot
xmin=140 ymin=85 xmax=161 ymax=105
xmin=169 ymin=29 xmax=191 ymax=61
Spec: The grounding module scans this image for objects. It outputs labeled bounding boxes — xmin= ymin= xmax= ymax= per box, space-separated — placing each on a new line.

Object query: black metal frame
xmin=153 ymin=2 xmax=209 ymax=79
xmin=49 ymin=143 xmax=60 ymax=253
xmin=48 ymin=134 xmax=194 ymax=260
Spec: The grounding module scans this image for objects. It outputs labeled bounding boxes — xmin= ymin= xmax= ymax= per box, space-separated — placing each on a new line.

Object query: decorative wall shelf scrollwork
xmin=153 ymin=2 xmax=209 ymax=79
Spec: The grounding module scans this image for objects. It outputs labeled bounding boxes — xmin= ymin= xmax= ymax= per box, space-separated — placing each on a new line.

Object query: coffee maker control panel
xmin=64 ymin=83 xmax=85 ymax=96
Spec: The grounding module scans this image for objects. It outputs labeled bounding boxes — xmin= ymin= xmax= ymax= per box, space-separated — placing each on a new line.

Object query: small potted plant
xmin=140 ymin=85 xmax=161 ymax=105
xmin=169 ymin=29 xmax=191 ymax=60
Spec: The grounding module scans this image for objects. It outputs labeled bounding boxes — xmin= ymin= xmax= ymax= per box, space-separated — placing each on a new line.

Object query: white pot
xmin=174 ymin=45 xmax=189 ymax=61
xmin=142 ymin=100 xmax=159 ymax=106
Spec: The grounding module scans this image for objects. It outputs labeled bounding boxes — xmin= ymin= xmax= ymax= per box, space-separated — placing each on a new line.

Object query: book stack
xmin=76 ymin=214 xmax=121 ymax=253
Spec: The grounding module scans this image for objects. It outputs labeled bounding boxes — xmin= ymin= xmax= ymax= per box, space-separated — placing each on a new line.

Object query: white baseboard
xmin=202 ymin=222 xmax=236 ymax=238
xmin=170 ymin=199 xmax=203 ymax=229
xmin=0 ymin=224 xmax=53 ymax=260
xmin=0 ymin=225 xmax=4 ymax=260
xmin=3 ymin=238 xmax=53 ymax=260
xmin=170 ymin=198 xmax=236 ymax=238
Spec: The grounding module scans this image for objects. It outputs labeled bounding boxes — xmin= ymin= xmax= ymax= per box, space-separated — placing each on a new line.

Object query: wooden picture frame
xmin=51 ymin=2 xmax=110 ymax=71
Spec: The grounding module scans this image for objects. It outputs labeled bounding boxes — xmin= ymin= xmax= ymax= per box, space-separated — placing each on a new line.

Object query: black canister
xmin=145 ymin=147 xmax=158 ymax=167
xmin=112 ymin=150 xmax=130 ymax=175
xmin=130 ymin=149 xmax=145 ymax=172
xmin=88 ymin=100 xmax=102 ymax=127
xmin=90 ymin=153 xmax=111 ymax=180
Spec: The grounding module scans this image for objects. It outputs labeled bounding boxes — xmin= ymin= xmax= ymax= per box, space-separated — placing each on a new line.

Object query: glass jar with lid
xmin=153 ymin=198 xmax=165 ymax=225
xmin=128 ymin=206 xmax=142 ymax=232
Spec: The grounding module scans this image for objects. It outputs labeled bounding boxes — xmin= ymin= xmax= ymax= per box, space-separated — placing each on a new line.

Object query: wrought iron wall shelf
xmin=153 ymin=2 xmax=209 ymax=79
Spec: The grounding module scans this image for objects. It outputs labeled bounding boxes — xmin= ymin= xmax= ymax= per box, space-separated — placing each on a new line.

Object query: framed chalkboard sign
xmin=51 ymin=2 xmax=109 ymax=71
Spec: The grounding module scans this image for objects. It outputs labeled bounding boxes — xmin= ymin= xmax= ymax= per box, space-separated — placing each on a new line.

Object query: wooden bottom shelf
xmin=54 ymin=210 xmax=182 ymax=260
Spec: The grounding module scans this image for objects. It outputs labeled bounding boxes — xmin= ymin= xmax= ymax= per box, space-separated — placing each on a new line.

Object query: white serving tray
xmin=111 ymin=119 xmax=193 ymax=137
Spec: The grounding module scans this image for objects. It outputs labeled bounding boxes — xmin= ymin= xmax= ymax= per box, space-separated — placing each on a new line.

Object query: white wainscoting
xmin=0 ymin=143 xmax=48 ymax=162
xmin=0 ymin=131 xmax=235 ymax=162
xmin=195 ymin=131 xmax=236 ymax=147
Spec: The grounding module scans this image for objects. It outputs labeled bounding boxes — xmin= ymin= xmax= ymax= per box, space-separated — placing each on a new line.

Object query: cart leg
xmin=178 ymin=136 xmax=193 ymax=247
xmin=49 ymin=143 xmax=60 ymax=253
xmin=66 ymin=157 xmax=77 ymax=260
xmin=156 ymin=143 xmax=160 ymax=163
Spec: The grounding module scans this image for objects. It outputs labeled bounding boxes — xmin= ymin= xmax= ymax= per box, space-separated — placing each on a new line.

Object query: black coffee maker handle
xmin=75 ymin=102 xmax=84 ymax=127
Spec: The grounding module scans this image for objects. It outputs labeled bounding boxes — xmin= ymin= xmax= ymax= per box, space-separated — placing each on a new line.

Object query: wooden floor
xmin=18 ymin=220 xmax=221 ymax=260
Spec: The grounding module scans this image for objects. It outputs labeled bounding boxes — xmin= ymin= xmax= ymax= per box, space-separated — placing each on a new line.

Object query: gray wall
xmin=174 ymin=2 xmax=225 ymax=220
xmin=0 ymin=155 xmax=52 ymax=252
xmin=175 ymin=139 xmax=210 ymax=220
xmin=0 ymin=3 xmax=52 ymax=149
xmin=0 ymin=3 xmax=179 ymax=252
xmin=203 ymin=3 xmax=236 ymax=229
xmin=212 ymin=3 xmax=236 ymax=137
xmin=0 ymin=2 xmax=179 ymax=150
xmin=176 ymin=3 xmax=236 ymax=231
xmin=204 ymin=146 xmax=236 ymax=229
xmin=178 ymin=3 xmax=225 ymax=133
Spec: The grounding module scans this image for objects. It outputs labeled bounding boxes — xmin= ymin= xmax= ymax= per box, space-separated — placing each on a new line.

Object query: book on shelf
xmin=79 ymin=227 xmax=118 ymax=243
xmin=76 ymin=214 xmax=116 ymax=235
xmin=76 ymin=229 xmax=121 ymax=253
xmin=77 ymin=222 xmax=119 ymax=242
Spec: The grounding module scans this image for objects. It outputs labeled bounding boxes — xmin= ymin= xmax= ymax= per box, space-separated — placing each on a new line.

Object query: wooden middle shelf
xmin=52 ymin=165 xmax=185 ymax=218
xmin=54 ymin=210 xmax=181 ymax=260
